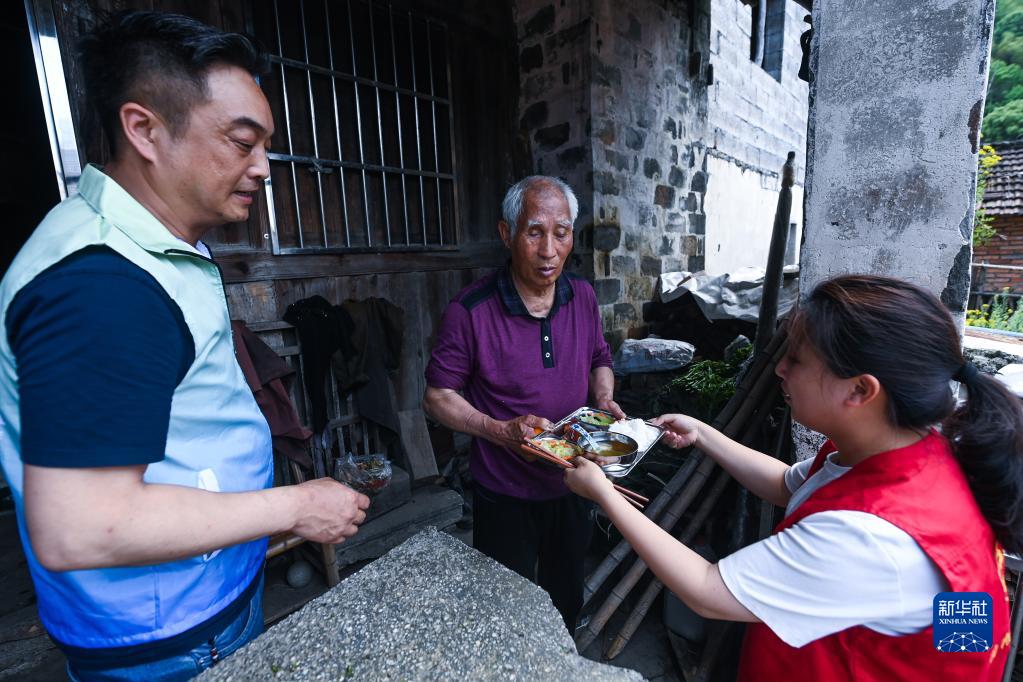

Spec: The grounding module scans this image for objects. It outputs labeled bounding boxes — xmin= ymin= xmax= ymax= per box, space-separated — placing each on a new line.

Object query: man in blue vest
xmin=0 ymin=11 xmax=369 ymax=680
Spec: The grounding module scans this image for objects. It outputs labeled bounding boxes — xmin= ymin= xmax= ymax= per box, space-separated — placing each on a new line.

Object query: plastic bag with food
xmin=334 ymin=451 xmax=392 ymax=495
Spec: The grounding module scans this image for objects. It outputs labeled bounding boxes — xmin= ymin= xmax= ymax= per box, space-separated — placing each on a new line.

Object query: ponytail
xmin=944 ymin=367 xmax=1023 ymax=554
xmin=793 ymin=274 xmax=1023 ymax=554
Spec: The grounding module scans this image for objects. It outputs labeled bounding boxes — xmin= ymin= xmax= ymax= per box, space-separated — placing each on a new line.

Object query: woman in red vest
xmin=567 ymin=274 xmax=1021 ymax=681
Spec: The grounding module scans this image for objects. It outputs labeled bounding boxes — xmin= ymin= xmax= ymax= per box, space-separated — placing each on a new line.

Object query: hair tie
xmin=953 ymin=362 xmax=979 ymax=384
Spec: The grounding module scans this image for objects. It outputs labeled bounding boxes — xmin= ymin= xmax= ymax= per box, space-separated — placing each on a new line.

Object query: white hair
xmin=501 ymin=175 xmax=579 ymax=236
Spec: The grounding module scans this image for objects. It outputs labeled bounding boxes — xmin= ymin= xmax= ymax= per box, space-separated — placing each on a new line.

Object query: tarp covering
xmin=659 ymin=267 xmax=799 ymax=324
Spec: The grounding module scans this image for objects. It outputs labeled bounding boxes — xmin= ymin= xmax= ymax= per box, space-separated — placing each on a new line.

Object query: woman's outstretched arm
xmin=653 ymin=414 xmax=792 ymax=508
xmin=565 ymin=458 xmax=759 ymax=622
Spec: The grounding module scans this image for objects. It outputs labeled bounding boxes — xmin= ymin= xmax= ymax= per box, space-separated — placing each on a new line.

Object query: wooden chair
xmin=248 ymin=321 xmax=385 ymax=588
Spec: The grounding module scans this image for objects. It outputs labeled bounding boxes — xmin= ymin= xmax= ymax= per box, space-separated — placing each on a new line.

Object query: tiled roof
xmin=982 ymin=140 xmax=1023 ymax=216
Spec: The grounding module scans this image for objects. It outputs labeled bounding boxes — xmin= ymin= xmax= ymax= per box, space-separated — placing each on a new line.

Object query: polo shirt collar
xmin=76 ymin=164 xmax=208 ymax=257
xmin=497 ymin=264 xmax=574 ymax=319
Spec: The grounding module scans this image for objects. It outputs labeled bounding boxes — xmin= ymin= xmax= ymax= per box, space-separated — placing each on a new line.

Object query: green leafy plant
xmin=654 ymin=344 xmax=752 ymax=418
xmin=967 ymin=288 xmax=1023 ymax=332
xmin=974 ymin=144 xmax=1001 ymax=247
xmin=983 ymin=0 xmax=1023 ymax=139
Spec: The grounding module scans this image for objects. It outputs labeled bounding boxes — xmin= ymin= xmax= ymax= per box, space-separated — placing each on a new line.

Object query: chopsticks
xmin=519 ymin=440 xmax=648 ymax=510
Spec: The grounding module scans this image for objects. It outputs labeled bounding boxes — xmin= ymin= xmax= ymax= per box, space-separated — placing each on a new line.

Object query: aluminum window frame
xmin=24 ymin=0 xmax=82 ymax=200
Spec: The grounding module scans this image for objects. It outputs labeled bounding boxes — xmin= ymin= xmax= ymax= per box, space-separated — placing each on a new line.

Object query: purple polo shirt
xmin=426 ymin=266 xmax=613 ymax=500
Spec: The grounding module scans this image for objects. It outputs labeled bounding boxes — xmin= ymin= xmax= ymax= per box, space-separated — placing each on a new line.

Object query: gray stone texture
xmin=689 ymin=170 xmax=706 ymax=193
xmin=707 ymin=0 xmax=809 ymax=182
xmin=612 ymin=255 xmax=638 ymax=274
xmin=513 ymin=0 xmax=808 ymax=339
xmin=614 ymin=302 xmax=638 ymax=326
xmin=535 ymin=122 xmax=571 ymax=150
xmin=524 ymin=5 xmax=555 ymax=36
xmin=557 ymin=145 xmax=588 ymax=170
xmin=624 ymin=127 xmax=646 ymax=151
xmin=593 ymin=222 xmax=622 ymax=251
xmin=689 ymin=212 xmax=706 ymax=235
xmin=792 ymin=0 xmax=995 ymax=461
xmin=334 ymin=486 xmax=462 ymax=568
xmin=520 ymin=101 xmax=549 ymax=130
xmin=520 ymin=44 xmax=543 ymax=72
xmin=801 ymin=0 xmax=994 ymax=307
xmin=643 ymin=157 xmax=662 ymax=180
xmin=641 ymin=255 xmax=662 ymax=277
xmin=668 ymin=165 xmax=686 ymax=188
xmin=595 ymin=278 xmax=622 ymax=304
xmin=202 ymin=529 xmax=641 ymax=681
xmin=627 ymin=276 xmax=654 ymax=301
xmin=513 ymin=1 xmax=596 ymax=279
xmin=511 ymin=0 xmax=713 ymax=340
xmin=654 ymin=185 xmax=676 ymax=208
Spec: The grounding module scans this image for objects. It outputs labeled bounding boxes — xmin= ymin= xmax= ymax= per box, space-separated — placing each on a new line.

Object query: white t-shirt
xmin=716 ymin=451 xmax=948 ymax=648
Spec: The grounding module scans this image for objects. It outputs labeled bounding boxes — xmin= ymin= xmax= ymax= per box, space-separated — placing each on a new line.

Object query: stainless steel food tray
xmin=537 ymin=406 xmax=666 ymax=479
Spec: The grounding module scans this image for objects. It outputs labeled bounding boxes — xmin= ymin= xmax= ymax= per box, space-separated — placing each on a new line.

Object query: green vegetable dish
xmin=578 ymin=410 xmax=615 ymax=427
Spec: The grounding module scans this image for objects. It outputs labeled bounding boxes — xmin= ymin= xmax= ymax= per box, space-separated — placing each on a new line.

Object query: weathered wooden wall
xmin=49 ymin=0 xmax=522 ymax=412
xmin=227 ymin=268 xmax=490 ymax=411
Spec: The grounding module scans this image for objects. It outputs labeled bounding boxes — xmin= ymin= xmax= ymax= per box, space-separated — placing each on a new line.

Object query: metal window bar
xmin=426 ymin=22 xmax=443 ymax=245
xmin=408 ymin=12 xmax=428 ymax=245
xmin=368 ymin=5 xmax=392 ymax=246
xmin=443 ymin=22 xmax=462 ymax=246
xmin=272 ymin=0 xmax=305 ymax=249
xmin=389 ymin=9 xmax=411 ymax=245
xmin=346 ymin=0 xmax=374 ymax=247
xmin=324 ymin=0 xmax=353 ymax=247
xmin=262 ymin=0 xmax=457 ymax=254
xmin=299 ymin=0 xmax=330 ymax=248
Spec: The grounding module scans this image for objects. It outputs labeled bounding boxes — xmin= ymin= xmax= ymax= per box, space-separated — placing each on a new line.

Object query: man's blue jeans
xmin=65 ymin=577 xmax=264 ymax=682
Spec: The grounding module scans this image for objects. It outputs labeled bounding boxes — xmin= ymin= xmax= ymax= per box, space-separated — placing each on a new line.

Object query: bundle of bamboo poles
xmin=574 ymin=330 xmax=789 ymax=658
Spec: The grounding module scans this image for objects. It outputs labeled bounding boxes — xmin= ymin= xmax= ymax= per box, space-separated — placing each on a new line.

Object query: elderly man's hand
xmin=595 ymin=396 xmax=626 ymax=420
xmin=490 ymin=414 xmax=555 ymax=461
xmin=291 ymin=478 xmax=370 ymax=544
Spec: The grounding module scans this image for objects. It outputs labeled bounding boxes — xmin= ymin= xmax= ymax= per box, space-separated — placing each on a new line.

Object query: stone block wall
xmin=589 ymin=0 xmax=711 ymax=344
xmin=512 ymin=0 xmax=712 ymax=345
xmin=512 ymin=0 xmax=596 ymax=278
xmin=511 ymin=0 xmax=809 ymax=345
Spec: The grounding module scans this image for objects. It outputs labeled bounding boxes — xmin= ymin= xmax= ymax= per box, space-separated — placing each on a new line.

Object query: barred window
xmin=251 ymin=0 xmax=458 ymax=253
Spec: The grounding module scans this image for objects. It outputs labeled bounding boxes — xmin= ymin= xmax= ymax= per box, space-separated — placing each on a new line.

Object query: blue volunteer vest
xmin=0 ymin=164 xmax=273 ymax=649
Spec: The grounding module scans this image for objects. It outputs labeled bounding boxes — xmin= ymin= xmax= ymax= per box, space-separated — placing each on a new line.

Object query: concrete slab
xmin=335 ymin=485 xmax=462 ymax=568
xmin=201 ymin=528 xmax=643 ymax=681
xmin=964 ymin=328 xmax=1023 ymax=357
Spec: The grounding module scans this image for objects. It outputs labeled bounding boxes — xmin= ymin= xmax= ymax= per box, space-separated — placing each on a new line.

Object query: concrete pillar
xmin=794 ymin=0 xmax=996 ymax=459
xmin=801 ymin=0 xmax=996 ymax=309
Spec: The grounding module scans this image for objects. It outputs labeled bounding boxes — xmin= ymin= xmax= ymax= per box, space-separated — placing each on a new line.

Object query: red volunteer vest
xmin=738 ymin=432 xmax=1010 ymax=681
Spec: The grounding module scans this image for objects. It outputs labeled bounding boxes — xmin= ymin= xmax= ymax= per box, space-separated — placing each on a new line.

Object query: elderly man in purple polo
xmin=423 ymin=175 xmax=623 ymax=631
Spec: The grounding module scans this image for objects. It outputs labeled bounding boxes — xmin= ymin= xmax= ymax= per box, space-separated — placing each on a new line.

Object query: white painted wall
xmin=703 ymin=155 xmax=803 ymax=275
